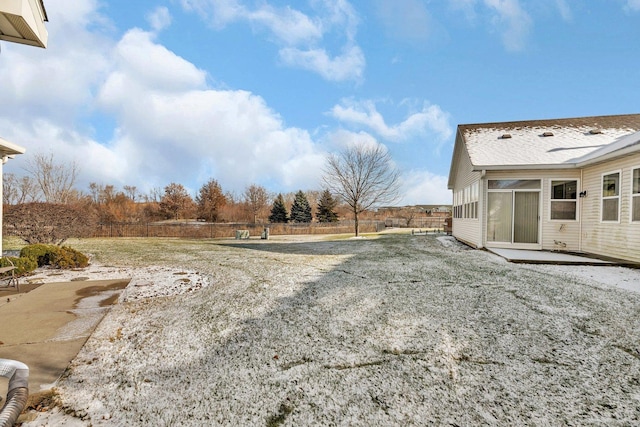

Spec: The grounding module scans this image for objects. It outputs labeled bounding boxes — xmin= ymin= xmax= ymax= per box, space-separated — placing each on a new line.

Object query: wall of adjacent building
xmin=482 ymin=170 xmax=582 ymax=251
xmin=450 ymin=144 xmax=482 ymax=248
xmin=580 ymin=152 xmax=640 ymax=263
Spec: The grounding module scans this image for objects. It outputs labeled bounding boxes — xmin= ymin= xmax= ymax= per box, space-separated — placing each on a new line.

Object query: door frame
xmin=486 ymin=181 xmax=542 ymax=250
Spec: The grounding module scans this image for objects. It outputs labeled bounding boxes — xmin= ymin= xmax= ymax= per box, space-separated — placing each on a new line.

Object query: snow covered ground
xmin=23 ymin=234 xmax=640 ymax=426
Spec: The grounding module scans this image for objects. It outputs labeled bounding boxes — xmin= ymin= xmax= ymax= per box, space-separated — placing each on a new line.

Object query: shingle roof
xmin=459 ymin=114 xmax=640 ymax=169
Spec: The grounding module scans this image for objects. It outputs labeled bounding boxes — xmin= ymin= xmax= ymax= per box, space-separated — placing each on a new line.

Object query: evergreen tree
xmin=316 ymin=189 xmax=338 ymax=223
xmin=269 ymin=193 xmax=289 ymax=223
xmin=290 ymin=190 xmax=312 ymax=223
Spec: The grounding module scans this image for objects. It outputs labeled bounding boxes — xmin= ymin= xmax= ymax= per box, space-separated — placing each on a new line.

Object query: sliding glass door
xmin=487 ymin=192 xmax=513 ymax=242
xmin=514 ymin=192 xmax=539 ymax=244
xmin=487 ymin=180 xmax=540 ymax=245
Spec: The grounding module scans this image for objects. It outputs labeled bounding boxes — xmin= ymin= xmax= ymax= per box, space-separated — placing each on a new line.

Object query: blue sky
xmin=1 ymin=0 xmax=639 ymax=205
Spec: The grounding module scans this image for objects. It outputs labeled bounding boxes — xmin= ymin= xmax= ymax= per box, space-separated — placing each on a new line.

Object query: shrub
xmin=0 ymin=256 xmax=37 ymax=277
xmin=51 ymin=247 xmax=89 ymax=269
xmin=20 ymin=244 xmax=89 ymax=269
xmin=4 ymin=202 xmax=98 ymax=245
xmin=20 ymin=244 xmax=59 ymax=267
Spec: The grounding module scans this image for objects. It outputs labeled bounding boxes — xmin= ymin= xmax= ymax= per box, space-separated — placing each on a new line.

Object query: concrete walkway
xmin=488 ymin=248 xmax=615 ymax=265
xmin=0 ymin=279 xmax=129 ymax=393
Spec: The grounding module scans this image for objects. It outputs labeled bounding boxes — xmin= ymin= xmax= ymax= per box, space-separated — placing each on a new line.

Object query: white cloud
xmin=179 ymin=0 xmax=364 ymax=82
xmin=330 ymin=99 xmax=453 ymax=143
xmin=1 ymin=1 xmax=327 ymax=196
xmin=625 ymin=0 xmax=640 ymax=11
xmin=450 ymin=0 xmax=478 ymax=21
xmin=247 ymin=5 xmax=323 ymax=45
xmin=399 ymin=170 xmax=451 ymax=205
xmin=374 ymin=0 xmax=435 ymax=43
xmin=0 ymin=0 xmax=111 ymax=124
xmin=324 ymin=129 xmax=383 ymax=152
xmin=0 ymin=118 xmax=127 ymax=186
xmin=179 ymin=0 xmax=245 ymax=29
xmin=450 ymin=0 xmax=533 ymax=51
xmin=554 ymin=0 xmax=572 ymax=21
xmin=94 ymin=29 xmax=326 ymax=193
xmin=317 ymin=0 xmax=360 ymax=42
xmin=279 ymin=44 xmax=365 ymax=82
xmin=99 ymin=29 xmax=207 ymax=96
xmin=483 ymin=0 xmax=532 ymax=51
xmin=146 ymin=7 xmax=172 ymax=32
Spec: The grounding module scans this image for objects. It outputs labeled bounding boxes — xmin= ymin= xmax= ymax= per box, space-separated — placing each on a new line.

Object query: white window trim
xmin=486 ymin=179 xmax=542 ymax=245
xmin=631 ymin=166 xmax=640 ymax=223
xmin=601 ymin=170 xmax=621 ymax=223
xmin=455 ymin=182 xmax=480 ymax=221
xmin=549 ymin=178 xmax=579 ymax=222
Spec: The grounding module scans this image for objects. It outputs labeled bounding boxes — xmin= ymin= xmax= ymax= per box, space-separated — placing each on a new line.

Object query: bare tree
xmin=123 ymin=185 xmax=139 ymax=202
xmin=243 ymin=184 xmax=269 ymax=224
xmin=24 ymin=152 xmax=79 ymax=203
xmin=323 ymin=144 xmax=401 ymax=236
xmin=3 ymin=173 xmax=18 ymax=205
xmin=144 ymin=187 xmax=164 ymax=203
xmin=3 ymin=173 xmax=39 ymax=205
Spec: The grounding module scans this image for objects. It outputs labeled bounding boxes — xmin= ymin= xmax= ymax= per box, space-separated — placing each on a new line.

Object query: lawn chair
xmin=0 ymin=259 xmax=18 ymax=292
xmin=0 ymin=359 xmax=29 ymax=427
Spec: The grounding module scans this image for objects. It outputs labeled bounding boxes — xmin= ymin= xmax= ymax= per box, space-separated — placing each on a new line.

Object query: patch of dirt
xmin=74 ymin=280 xmax=130 ymax=307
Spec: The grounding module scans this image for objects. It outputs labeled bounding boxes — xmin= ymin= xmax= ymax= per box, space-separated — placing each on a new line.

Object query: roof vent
xmin=589 ymin=129 xmax=603 ymax=135
xmin=541 ymin=131 xmax=554 ymax=137
xmin=500 ymin=134 xmax=512 ymax=139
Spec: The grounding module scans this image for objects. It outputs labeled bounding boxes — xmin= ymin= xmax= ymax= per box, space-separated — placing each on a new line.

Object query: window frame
xmin=549 ymin=179 xmax=579 ymax=222
xmin=631 ymin=167 xmax=640 ymax=223
xmin=454 ymin=182 xmax=479 ymax=220
xmin=601 ymin=170 xmax=621 ymax=223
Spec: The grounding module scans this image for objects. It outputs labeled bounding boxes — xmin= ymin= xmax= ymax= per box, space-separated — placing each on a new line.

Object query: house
xmin=0 ymin=0 xmax=48 ymax=48
xmin=447 ymin=113 xmax=640 ymax=263
xmin=0 ymin=0 xmax=47 ymax=253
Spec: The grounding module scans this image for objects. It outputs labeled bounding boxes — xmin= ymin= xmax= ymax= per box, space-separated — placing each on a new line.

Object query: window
xmin=602 ymin=172 xmax=620 ymax=222
xmin=453 ymin=183 xmax=479 ymax=220
xmin=550 ymin=180 xmax=577 ymax=220
xmin=632 ymin=168 xmax=640 ymax=222
xmin=453 ymin=190 xmax=462 ymax=218
xmin=488 ymin=180 xmax=540 ymax=190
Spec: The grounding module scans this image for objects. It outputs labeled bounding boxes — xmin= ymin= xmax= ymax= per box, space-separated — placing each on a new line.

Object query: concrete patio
xmin=487 ymin=248 xmax=616 ymax=265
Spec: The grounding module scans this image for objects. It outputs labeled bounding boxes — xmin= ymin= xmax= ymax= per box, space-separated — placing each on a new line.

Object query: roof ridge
xmin=459 ymin=113 xmax=640 ymax=130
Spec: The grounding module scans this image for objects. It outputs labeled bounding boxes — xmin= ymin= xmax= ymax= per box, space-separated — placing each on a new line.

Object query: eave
xmin=0 ymin=137 xmax=27 ymax=158
xmin=0 ymin=0 xmax=48 ymax=48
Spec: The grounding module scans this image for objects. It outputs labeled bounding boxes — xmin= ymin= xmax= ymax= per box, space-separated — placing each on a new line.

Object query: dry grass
xmin=22 ymin=233 xmax=640 ymax=426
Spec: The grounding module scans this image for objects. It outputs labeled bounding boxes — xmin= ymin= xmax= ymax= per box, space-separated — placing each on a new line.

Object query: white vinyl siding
xmin=450 ymin=141 xmax=482 ymax=248
xmin=581 ymin=153 xmax=640 ymax=263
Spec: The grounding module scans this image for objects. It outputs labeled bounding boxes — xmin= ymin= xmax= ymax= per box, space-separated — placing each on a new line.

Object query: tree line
xmin=3 ymin=144 xmax=401 ymax=242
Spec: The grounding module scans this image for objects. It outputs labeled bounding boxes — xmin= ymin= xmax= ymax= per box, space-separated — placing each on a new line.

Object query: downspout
xmin=0 ymin=157 xmax=4 ymax=256
xmin=579 ymin=168 xmax=583 ymax=252
xmin=480 ymin=169 xmax=486 ymax=248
